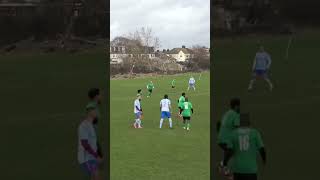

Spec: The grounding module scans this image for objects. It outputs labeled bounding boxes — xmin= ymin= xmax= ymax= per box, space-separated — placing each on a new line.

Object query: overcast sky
xmin=110 ymin=0 xmax=210 ymax=49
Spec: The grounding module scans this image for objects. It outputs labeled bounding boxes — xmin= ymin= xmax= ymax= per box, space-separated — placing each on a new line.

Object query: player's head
xmin=230 ymin=97 xmax=240 ymax=113
xmin=182 ymin=92 xmax=185 ymax=97
xmin=88 ymin=88 xmax=101 ymax=104
xmin=259 ymin=45 xmax=265 ymax=52
xmin=86 ymin=107 xmax=97 ymax=121
xmin=240 ymin=113 xmax=251 ymax=127
xmin=185 ymin=97 xmax=189 ymax=102
xmin=164 ymin=94 xmax=168 ymax=99
xmin=137 ymin=89 xmax=142 ymax=93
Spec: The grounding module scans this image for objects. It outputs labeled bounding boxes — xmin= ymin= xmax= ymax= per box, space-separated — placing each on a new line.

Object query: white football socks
xmin=169 ymin=118 xmax=172 ymax=128
xmin=160 ymin=119 xmax=164 ymax=128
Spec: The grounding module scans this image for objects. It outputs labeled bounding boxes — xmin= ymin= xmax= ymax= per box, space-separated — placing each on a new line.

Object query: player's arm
xmin=259 ymin=147 xmax=266 ymax=164
xmin=135 ymin=105 xmax=142 ymax=112
xmin=266 ymin=54 xmax=272 ymax=70
xmin=96 ymin=142 xmax=103 ymax=158
xmin=223 ymin=139 xmax=234 ymax=166
xmin=81 ymin=139 xmax=99 ymax=158
xmin=179 ymin=104 xmax=184 ymax=114
xmin=256 ymin=130 xmax=266 ymax=164
xmin=223 ymin=148 xmax=233 ymax=167
xmin=79 ymin=127 xmax=99 ymax=158
xmin=252 ymin=55 xmax=257 ymax=71
xmin=216 ymin=121 xmax=221 ymax=132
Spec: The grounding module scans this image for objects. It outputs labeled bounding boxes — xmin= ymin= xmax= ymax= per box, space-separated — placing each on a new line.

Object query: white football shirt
xmin=134 ymin=99 xmax=141 ymax=113
xmin=78 ymin=120 xmax=97 ymax=164
xmin=160 ymin=99 xmax=171 ymax=112
xmin=189 ymin=78 xmax=195 ymax=84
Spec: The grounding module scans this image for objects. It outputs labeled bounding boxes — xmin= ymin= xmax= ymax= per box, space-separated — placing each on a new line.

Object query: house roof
xmin=167 ymin=48 xmax=193 ymax=54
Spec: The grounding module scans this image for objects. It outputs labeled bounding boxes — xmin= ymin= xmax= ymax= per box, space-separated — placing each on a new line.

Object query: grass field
xmin=213 ymin=31 xmax=320 ymax=179
xmin=0 ymin=50 xmax=108 ymax=180
xmin=110 ymin=72 xmax=210 ymax=180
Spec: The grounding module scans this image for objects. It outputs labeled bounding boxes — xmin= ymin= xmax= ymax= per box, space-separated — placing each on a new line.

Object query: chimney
xmin=182 ymin=45 xmax=186 ymax=48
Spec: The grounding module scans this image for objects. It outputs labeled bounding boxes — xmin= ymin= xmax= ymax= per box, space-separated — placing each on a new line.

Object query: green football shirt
xmin=218 ymin=109 xmax=240 ymax=144
xmin=228 ymin=128 xmax=264 ymax=174
xmin=181 ymin=102 xmax=192 ymax=117
xmin=147 ymin=83 xmax=154 ymax=90
xmin=178 ymin=96 xmax=185 ymax=108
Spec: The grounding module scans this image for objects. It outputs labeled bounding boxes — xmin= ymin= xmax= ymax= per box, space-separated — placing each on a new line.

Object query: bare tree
xmin=190 ymin=45 xmax=210 ymax=71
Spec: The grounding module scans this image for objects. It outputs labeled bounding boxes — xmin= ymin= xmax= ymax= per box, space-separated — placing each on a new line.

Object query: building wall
xmin=171 ymin=51 xmax=193 ymax=62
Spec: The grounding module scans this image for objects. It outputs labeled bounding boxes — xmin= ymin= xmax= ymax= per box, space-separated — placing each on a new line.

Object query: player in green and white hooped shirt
xmin=223 ymin=113 xmax=266 ymax=180
xmin=217 ymin=98 xmax=240 ymax=176
xmin=179 ymin=97 xmax=193 ymax=131
xmin=146 ymin=81 xmax=154 ymax=97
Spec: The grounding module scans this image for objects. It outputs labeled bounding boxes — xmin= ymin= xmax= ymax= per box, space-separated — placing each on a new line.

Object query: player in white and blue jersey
xmin=248 ymin=46 xmax=274 ymax=91
xmin=159 ymin=94 xmax=173 ymax=129
xmin=133 ymin=95 xmax=143 ymax=128
xmin=78 ymin=107 xmax=102 ymax=180
xmin=188 ymin=76 xmax=196 ymax=91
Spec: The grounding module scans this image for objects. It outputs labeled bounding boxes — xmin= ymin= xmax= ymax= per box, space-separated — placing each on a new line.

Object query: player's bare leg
xmin=182 ymin=119 xmax=186 ymax=129
xmin=137 ymin=119 xmax=142 ymax=128
xmin=264 ymin=77 xmax=273 ymax=91
xmin=133 ymin=119 xmax=138 ymax=128
xmin=248 ymin=78 xmax=256 ymax=91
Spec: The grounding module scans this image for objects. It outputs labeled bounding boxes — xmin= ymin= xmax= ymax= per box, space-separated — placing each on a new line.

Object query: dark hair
xmin=137 ymin=89 xmax=142 ymax=93
xmin=164 ymin=94 xmax=168 ymax=99
xmin=182 ymin=92 xmax=185 ymax=96
xmin=185 ymin=97 xmax=189 ymax=102
xmin=230 ymin=98 xmax=240 ymax=109
xmin=88 ymin=88 xmax=100 ymax=99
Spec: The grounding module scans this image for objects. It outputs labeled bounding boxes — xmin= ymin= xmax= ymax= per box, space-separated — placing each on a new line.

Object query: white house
xmin=110 ymin=43 xmax=156 ymax=64
xmin=167 ymin=46 xmax=194 ymax=62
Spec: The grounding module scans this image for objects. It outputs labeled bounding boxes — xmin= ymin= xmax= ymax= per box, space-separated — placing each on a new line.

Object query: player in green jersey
xmin=179 ymin=97 xmax=193 ymax=131
xmin=178 ymin=92 xmax=186 ymax=111
xmin=223 ymin=113 xmax=266 ymax=180
xmin=217 ymin=98 xmax=240 ymax=175
xmin=146 ymin=81 xmax=154 ymax=97
xmin=171 ymin=79 xmax=176 ymax=88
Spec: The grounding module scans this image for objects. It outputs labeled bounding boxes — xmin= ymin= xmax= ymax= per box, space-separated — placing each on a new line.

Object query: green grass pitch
xmin=111 ymin=72 xmax=210 ymax=180
xmin=212 ymin=31 xmax=320 ymax=180
xmin=0 ymin=50 xmax=108 ymax=180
